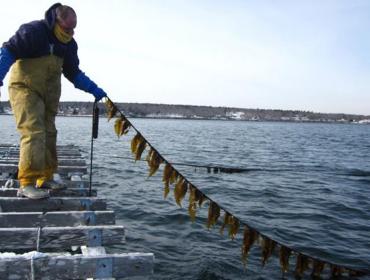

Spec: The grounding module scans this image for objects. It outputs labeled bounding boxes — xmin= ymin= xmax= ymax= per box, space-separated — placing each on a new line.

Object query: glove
xmin=91 ymin=87 xmax=107 ymax=101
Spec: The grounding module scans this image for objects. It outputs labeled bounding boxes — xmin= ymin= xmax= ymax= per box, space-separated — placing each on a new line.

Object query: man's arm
xmin=63 ymin=40 xmax=107 ymax=101
xmin=73 ymin=72 xmax=107 ymax=101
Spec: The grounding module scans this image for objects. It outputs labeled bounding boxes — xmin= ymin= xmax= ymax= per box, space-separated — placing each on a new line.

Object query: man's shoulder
xmin=18 ymin=20 xmax=48 ymax=34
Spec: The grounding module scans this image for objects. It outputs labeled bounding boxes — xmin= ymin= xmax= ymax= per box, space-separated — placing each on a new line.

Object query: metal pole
xmin=89 ymin=100 xmax=99 ymax=196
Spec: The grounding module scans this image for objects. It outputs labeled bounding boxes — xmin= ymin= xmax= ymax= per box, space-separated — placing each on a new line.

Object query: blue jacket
xmin=0 ymin=3 xmax=105 ymax=99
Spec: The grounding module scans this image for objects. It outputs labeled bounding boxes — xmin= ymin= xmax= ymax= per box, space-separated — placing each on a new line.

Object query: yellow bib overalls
xmin=8 ymin=54 xmax=63 ymax=187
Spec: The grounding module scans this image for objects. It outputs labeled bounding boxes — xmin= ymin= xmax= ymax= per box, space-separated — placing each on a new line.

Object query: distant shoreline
xmin=1 ymin=112 xmax=369 ymax=124
xmin=1 ymin=101 xmax=369 ymax=123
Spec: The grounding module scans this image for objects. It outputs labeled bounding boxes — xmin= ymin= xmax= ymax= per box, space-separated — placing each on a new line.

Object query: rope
xmin=31 ymin=226 xmax=41 ymax=280
xmin=30 ymin=255 xmax=35 ymax=280
xmin=36 ymin=227 xmax=41 ymax=252
xmin=110 ymin=155 xmax=249 ymax=174
xmin=103 ymin=97 xmax=369 ymax=277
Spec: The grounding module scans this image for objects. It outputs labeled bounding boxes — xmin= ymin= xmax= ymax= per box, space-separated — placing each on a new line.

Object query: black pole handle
xmin=92 ymin=100 xmax=99 ymax=139
xmin=89 ymin=99 xmax=100 ymax=196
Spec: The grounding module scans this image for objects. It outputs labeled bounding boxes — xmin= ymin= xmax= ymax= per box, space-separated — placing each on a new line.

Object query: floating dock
xmin=0 ymin=144 xmax=154 ymax=279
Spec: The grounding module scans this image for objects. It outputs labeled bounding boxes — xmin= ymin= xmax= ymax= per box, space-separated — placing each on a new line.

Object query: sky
xmin=0 ymin=0 xmax=369 ymax=115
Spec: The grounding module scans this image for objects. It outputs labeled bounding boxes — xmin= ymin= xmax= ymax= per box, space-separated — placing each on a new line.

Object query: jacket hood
xmin=44 ymin=2 xmax=62 ymax=30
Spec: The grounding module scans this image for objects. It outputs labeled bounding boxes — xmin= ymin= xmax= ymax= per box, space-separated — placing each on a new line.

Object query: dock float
xmin=0 ymin=144 xmax=154 ymax=279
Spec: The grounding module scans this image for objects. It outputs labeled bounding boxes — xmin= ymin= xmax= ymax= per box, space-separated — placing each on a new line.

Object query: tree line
xmin=0 ymin=101 xmax=368 ymax=122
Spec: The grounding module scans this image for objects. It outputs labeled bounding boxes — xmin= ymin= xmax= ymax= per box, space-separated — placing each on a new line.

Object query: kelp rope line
xmin=103 ymin=97 xmax=367 ymax=278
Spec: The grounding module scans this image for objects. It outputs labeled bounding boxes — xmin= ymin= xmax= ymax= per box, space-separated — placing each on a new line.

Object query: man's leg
xmin=9 ymin=85 xmax=49 ymax=198
xmin=36 ymin=114 xmax=58 ymax=187
xmin=36 ymin=79 xmax=65 ymax=190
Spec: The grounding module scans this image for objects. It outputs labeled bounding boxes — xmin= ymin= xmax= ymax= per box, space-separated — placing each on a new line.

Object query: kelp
xmin=162 ymin=163 xmax=172 ymax=184
xmin=114 ymin=117 xmax=130 ymax=137
xmin=162 ymin=163 xmax=172 ymax=198
xmin=169 ymin=169 xmax=179 ymax=185
xmin=188 ymin=184 xmax=206 ymax=222
xmin=105 ymin=98 xmax=117 ymax=121
xmin=295 ymin=254 xmax=310 ymax=278
xmin=207 ymin=201 xmax=220 ymax=229
xmin=220 ymin=212 xmax=232 ymax=235
xmin=105 ymin=98 xmax=368 ymax=278
xmin=174 ymin=177 xmax=188 ymax=207
xmin=330 ymin=264 xmax=343 ymax=278
xmin=146 ymin=148 xmax=163 ymax=177
xmin=241 ymin=226 xmax=258 ymax=266
xmin=121 ymin=119 xmax=130 ymax=135
xmin=311 ymin=260 xmax=325 ymax=278
xmin=279 ymin=246 xmax=292 ymax=273
xmin=198 ymin=191 xmax=206 ymax=207
xmin=188 ymin=184 xmax=197 ymax=222
xmin=219 ymin=212 xmax=240 ymax=239
xmin=134 ymin=138 xmax=147 ymax=161
xmin=228 ymin=216 xmax=239 ymax=240
xmin=261 ymin=236 xmax=276 ymax=267
xmin=131 ymin=133 xmax=142 ymax=154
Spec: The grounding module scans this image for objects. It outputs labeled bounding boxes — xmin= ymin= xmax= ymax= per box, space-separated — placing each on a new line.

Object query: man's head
xmin=55 ymin=5 xmax=77 ymax=36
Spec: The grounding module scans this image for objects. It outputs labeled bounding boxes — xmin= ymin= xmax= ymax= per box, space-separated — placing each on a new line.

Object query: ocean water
xmin=1 ymin=115 xmax=370 ymax=279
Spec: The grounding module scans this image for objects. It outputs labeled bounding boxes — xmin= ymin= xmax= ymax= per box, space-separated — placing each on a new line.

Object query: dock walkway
xmin=0 ymin=144 xmax=154 ymax=279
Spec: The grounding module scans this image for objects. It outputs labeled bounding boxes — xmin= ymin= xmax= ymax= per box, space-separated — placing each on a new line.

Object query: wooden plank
xmin=0 ymin=252 xmax=154 ymax=279
xmin=0 ymin=144 xmax=80 ymax=149
xmin=0 ymin=145 xmax=82 ymax=151
xmin=0 ymin=150 xmax=75 ymax=154
xmin=0 ymin=159 xmax=86 ymax=166
xmin=0 ymin=157 xmax=86 ymax=165
xmin=58 ymin=166 xmax=87 ymax=174
xmin=0 ymin=164 xmax=17 ymax=173
xmin=50 ymin=187 xmax=96 ymax=196
xmin=0 ymin=144 xmax=18 ymax=148
xmin=0 ymin=225 xmax=125 ymax=250
xmin=0 ymin=150 xmax=82 ymax=157
xmin=0 ymin=188 xmax=97 ymax=197
xmin=0 ymin=179 xmax=89 ymax=189
xmin=0 ymin=164 xmax=87 ymax=174
xmin=0 ymin=197 xmax=106 ymax=212
xmin=0 ymin=150 xmax=83 ymax=156
xmin=0 ymin=150 xmax=85 ymax=156
xmin=0 ymin=211 xmax=115 ymax=227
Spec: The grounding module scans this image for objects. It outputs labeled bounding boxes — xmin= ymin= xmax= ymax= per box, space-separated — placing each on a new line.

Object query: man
xmin=0 ymin=3 xmax=107 ymax=199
